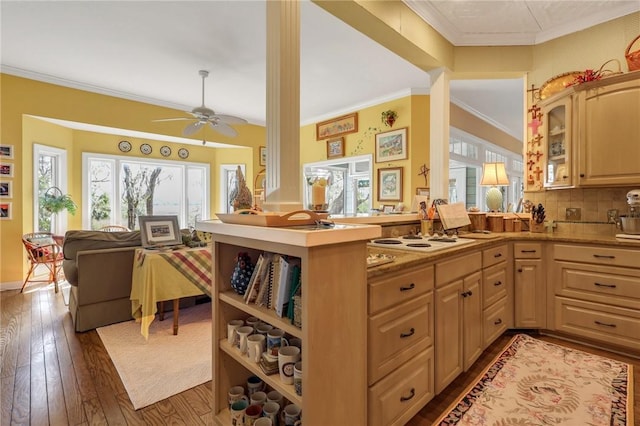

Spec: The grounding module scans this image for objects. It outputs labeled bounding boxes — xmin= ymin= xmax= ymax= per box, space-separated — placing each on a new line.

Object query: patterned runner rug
xmin=436 ymin=334 xmax=633 ymax=425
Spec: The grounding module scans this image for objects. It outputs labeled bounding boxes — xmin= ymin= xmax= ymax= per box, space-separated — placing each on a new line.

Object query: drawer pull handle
xmin=400 ymin=283 xmax=415 ymax=292
xmin=594 ymin=282 xmax=616 ymax=289
xmin=400 ymin=388 xmax=415 ymax=402
xmin=494 ymin=318 xmax=502 ymax=325
xmin=521 ymin=249 xmax=537 ymax=253
xmin=461 ymin=290 xmax=473 ymax=298
xmin=494 ymin=281 xmax=502 ymax=286
xmin=594 ymin=320 xmax=616 ymax=328
xmin=593 ymin=254 xmax=615 ymax=259
xmin=517 ymin=268 xmax=523 ymax=272
xmin=400 ymin=328 xmax=415 ymax=338
xmin=494 ymin=253 xmax=502 ymax=258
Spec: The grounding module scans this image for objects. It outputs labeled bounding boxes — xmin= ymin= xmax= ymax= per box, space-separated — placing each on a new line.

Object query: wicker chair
xmin=99 ymin=225 xmax=131 ymax=232
xmin=21 ymin=232 xmax=64 ymax=293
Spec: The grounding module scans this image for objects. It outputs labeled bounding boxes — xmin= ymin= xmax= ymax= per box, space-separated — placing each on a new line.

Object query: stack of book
xmin=243 ymin=252 xmax=302 ymax=325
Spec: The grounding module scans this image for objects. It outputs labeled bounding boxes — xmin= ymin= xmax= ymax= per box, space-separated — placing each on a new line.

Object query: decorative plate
xmin=160 ymin=145 xmax=171 ymax=157
xmin=140 ymin=143 xmax=152 ymax=155
xmin=118 ymin=140 xmax=132 ymax=152
xmin=538 ymin=71 xmax=582 ymax=100
xmin=178 ymin=148 xmax=189 ymax=159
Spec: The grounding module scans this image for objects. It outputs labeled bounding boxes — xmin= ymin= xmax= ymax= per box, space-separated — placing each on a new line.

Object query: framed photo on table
xmin=378 ymin=167 xmax=403 ymax=202
xmin=375 ymin=128 xmax=407 ymax=162
xmin=138 ymin=215 xmax=182 ymax=248
xmin=326 ymin=137 xmax=345 ymax=158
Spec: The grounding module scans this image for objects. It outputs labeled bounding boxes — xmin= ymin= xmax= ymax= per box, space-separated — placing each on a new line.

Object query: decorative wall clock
xmin=160 ymin=146 xmax=172 ymax=157
xmin=178 ymin=148 xmax=189 ymax=159
xmin=140 ymin=143 xmax=152 ymax=155
xmin=118 ymin=140 xmax=132 ymax=153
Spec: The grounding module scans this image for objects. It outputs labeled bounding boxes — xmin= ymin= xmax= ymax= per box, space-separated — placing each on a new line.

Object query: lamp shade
xmin=480 ymin=162 xmax=509 ymax=186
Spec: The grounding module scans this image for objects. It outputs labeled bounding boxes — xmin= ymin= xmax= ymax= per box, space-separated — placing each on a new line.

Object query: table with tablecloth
xmin=130 ymin=246 xmax=212 ymax=339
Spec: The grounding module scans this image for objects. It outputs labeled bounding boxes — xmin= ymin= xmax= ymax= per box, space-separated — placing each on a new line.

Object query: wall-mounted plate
xmin=178 ymin=148 xmax=189 ymax=159
xmin=160 ymin=145 xmax=171 ymax=157
xmin=118 ymin=140 xmax=132 ymax=152
xmin=140 ymin=143 xmax=152 ymax=155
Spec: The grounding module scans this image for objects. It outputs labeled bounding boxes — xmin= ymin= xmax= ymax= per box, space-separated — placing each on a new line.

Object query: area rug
xmin=97 ymin=302 xmax=212 ymax=410
xmin=436 ymin=334 xmax=633 ymax=425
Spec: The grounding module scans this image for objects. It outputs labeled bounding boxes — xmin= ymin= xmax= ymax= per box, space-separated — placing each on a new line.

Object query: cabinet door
xmin=434 ymin=279 xmax=463 ymax=394
xmin=463 ymin=271 xmax=482 ymax=371
xmin=514 ymin=259 xmax=546 ymax=328
xmin=541 ymin=95 xmax=573 ymax=188
xmin=578 ymin=78 xmax=640 ymax=186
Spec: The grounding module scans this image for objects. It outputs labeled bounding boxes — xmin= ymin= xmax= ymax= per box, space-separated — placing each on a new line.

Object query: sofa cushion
xmin=62 ymin=230 xmax=142 ymax=260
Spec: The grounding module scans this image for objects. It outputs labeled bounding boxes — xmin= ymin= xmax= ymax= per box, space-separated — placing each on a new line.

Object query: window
xmin=83 ymin=153 xmax=209 ymax=230
xmin=34 ymin=144 xmax=68 ymax=234
xmin=302 ymin=154 xmax=372 ymax=215
xmin=220 ymin=164 xmax=246 ymax=213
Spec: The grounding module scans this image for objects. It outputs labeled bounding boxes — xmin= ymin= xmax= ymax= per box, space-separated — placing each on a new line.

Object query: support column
xmin=263 ymin=0 xmax=302 ymax=212
xmin=428 ymin=68 xmax=451 ymax=200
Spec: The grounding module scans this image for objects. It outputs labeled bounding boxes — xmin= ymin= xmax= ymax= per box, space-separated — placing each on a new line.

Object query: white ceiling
xmin=2 ymin=1 xmax=637 ymax=144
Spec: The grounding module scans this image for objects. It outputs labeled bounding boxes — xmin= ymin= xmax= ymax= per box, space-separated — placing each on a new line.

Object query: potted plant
xmin=381 ymin=110 xmax=398 ymax=127
xmin=41 ymin=187 xmax=77 ymax=216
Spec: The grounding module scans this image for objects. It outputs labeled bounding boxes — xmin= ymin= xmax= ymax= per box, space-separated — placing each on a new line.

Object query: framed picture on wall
xmin=326 ymin=137 xmax=345 ymax=159
xmin=0 ymin=181 xmax=12 ymax=198
xmin=0 ymin=164 xmax=13 ymax=178
xmin=375 ymin=128 xmax=407 ymax=162
xmin=415 ymin=187 xmax=430 ymax=197
xmin=0 ymin=202 xmax=11 ymax=219
xmin=259 ymin=146 xmax=267 ymax=166
xmin=0 ymin=145 xmax=14 ymax=159
xmin=378 ymin=167 xmax=403 ymax=202
xmin=316 ymin=112 xmax=358 ymax=140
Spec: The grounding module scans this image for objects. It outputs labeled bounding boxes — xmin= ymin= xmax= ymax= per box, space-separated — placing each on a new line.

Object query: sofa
xmin=62 ymin=230 xmax=142 ymax=332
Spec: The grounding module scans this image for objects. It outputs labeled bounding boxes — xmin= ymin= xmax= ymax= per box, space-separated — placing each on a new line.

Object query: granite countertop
xmin=366 ymin=231 xmax=640 ymax=278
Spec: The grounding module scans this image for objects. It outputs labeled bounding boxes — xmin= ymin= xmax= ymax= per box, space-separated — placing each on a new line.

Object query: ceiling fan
xmin=154 ymin=70 xmax=247 ymax=140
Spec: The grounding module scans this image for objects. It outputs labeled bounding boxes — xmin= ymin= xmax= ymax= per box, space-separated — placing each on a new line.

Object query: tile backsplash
xmin=523 ymin=187 xmax=637 ymax=236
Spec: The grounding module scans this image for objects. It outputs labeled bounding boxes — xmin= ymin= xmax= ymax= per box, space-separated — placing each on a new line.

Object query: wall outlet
xmin=565 ymin=207 xmax=581 ymax=221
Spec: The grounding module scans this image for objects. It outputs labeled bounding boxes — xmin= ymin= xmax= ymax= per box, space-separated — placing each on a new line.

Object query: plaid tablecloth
xmin=130 ymin=246 xmax=212 ymax=339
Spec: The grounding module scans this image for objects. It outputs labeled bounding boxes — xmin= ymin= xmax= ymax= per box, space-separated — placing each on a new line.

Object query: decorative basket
xmin=597 ymin=59 xmax=623 ymax=78
xmin=625 ymin=34 xmax=640 ymax=72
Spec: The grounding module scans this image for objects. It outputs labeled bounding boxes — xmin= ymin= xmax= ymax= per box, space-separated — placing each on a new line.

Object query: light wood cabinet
xmin=367 ymin=264 xmax=435 ymax=425
xmin=576 ymin=71 xmax=640 ymax=186
xmin=481 ymin=244 xmax=510 ymax=349
xmin=540 ymin=93 xmax=573 ymax=188
xmin=199 ymin=221 xmax=379 ymax=426
xmin=434 ymin=252 xmax=482 ymax=393
xmin=514 ymin=242 xmax=546 ymax=328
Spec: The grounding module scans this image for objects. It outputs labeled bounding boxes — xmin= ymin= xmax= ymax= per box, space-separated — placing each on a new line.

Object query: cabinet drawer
xmin=368 ymin=347 xmax=434 ymax=426
xmin=369 ymin=265 xmax=433 ymax=314
xmin=554 ymin=244 xmax=640 ymax=269
xmin=482 ymin=263 xmax=507 ymax=308
xmin=483 ymin=297 xmax=508 ymax=348
xmin=514 ymin=242 xmax=542 ymax=259
xmin=368 ymin=293 xmax=433 ymax=385
xmin=482 ymin=244 xmax=508 ymax=267
xmin=435 ymin=252 xmax=481 ymax=286
xmin=554 ymin=261 xmax=640 ymax=310
xmin=555 ymin=297 xmax=640 ymax=351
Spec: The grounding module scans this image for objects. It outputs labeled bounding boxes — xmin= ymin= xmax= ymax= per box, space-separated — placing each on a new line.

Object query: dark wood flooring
xmin=1 ymin=284 xmax=638 ymax=425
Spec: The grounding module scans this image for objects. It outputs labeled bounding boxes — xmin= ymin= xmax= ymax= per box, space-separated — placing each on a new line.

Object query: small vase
xmin=230 ymin=252 xmax=254 ymax=295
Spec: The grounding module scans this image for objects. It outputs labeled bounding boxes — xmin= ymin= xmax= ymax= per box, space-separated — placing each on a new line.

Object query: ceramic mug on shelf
xmin=250 ymin=390 xmax=267 ymax=407
xmin=228 ymin=385 xmax=248 ymax=409
xmin=244 ymin=404 xmax=263 ymax=426
xmin=267 ymin=329 xmax=289 ymax=356
xmin=237 ymin=326 xmax=254 ymax=355
xmin=245 ymin=316 xmax=261 ymax=329
xmin=230 ymin=399 xmax=248 ymax=426
xmin=293 ymin=361 xmax=302 ymax=396
xmin=254 ymin=418 xmax=273 ymax=426
xmin=247 ymin=334 xmax=266 ymax=363
xmin=266 ymin=390 xmax=283 ymax=407
xmin=261 ymin=401 xmax=280 ymax=425
xmin=278 ymin=346 xmax=301 ymax=385
xmin=227 ymin=319 xmax=245 ymax=347
xmin=246 ymin=375 xmax=265 ymax=396
xmin=255 ymin=323 xmax=274 ymax=336
xmin=280 ymin=403 xmax=301 ymax=426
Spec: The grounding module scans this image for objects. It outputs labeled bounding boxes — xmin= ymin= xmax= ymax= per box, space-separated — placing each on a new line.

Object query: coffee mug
xmin=227 ymin=319 xmax=245 ymax=347
xmin=247 ymin=334 xmax=266 ymax=363
xmin=254 ymin=418 xmax=273 ymax=426
xmin=255 ymin=323 xmax=274 ymax=336
xmin=230 ymin=399 xmax=248 ymax=426
xmin=244 ymin=404 xmax=263 ymax=426
xmin=237 ymin=326 xmax=254 ymax=355
xmin=245 ymin=316 xmax=261 ymax=329
xmin=267 ymin=329 xmax=289 ymax=356
xmin=280 ymin=403 xmax=301 ymax=426
xmin=293 ymin=361 xmax=302 ymax=396
xmin=278 ymin=346 xmax=300 ymax=385
xmin=261 ymin=401 xmax=280 ymax=425
xmin=266 ymin=390 xmax=283 ymax=407
xmin=288 ymin=337 xmax=302 ymax=352
xmin=246 ymin=375 xmax=265 ymax=396
xmin=250 ymin=390 xmax=267 ymax=406
xmin=228 ymin=385 xmax=248 ymax=408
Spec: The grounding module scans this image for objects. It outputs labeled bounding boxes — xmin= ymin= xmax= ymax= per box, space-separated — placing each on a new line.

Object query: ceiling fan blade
xmin=183 ymin=121 xmax=206 ymax=136
xmin=215 ymin=114 xmax=248 ymax=125
xmin=209 ymin=121 xmax=238 ymax=137
xmin=153 ymin=117 xmax=192 ymax=122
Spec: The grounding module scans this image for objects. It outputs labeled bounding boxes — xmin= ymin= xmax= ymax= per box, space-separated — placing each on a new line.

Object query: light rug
xmin=436 ymin=334 xmax=633 ymax=425
xmin=97 ymin=302 xmax=212 ymax=410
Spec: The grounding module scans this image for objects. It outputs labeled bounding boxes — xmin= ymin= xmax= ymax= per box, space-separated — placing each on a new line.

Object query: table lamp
xmin=480 ymin=162 xmax=509 ymax=212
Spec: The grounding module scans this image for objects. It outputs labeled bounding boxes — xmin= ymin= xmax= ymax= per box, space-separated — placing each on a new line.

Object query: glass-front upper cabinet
xmin=541 ymin=94 xmax=573 ymax=188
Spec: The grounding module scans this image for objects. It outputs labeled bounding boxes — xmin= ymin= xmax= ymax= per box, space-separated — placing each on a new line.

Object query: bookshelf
xmin=197 ymin=221 xmax=380 ymax=426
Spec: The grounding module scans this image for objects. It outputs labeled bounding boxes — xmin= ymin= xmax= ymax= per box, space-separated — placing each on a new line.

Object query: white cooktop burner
xmin=368 ymin=235 xmax=475 ymax=252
